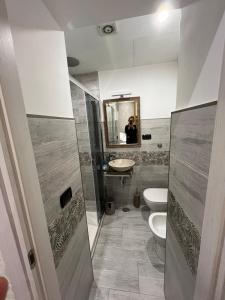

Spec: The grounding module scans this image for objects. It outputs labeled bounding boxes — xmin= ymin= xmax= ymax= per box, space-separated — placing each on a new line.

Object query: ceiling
xmin=42 ymin=0 xmax=195 ymax=29
xmin=65 ymin=9 xmax=181 ymax=74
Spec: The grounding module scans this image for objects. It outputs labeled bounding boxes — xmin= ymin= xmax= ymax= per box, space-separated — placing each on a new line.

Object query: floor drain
xmin=122 ymin=207 xmax=130 ymax=212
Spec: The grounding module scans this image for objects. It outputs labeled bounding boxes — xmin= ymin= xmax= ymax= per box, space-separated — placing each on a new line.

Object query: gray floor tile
xmin=97 ymin=235 xmax=122 ymax=248
xmin=123 ymin=227 xmax=153 ymax=243
xmin=138 ymin=262 xmax=164 ymax=280
xmin=91 ymin=208 xmax=165 ymax=300
xmin=89 ymin=286 xmax=109 ymax=300
xmin=109 ymin=289 xmax=164 ymax=300
xmin=94 ymin=269 xmax=139 ymax=293
xmin=94 ymin=245 xmax=149 ymax=263
xmin=100 ymin=226 xmax=123 ymax=236
xmin=121 ymin=238 xmax=146 ymax=251
xmin=93 ymin=256 xmax=138 ymax=274
xmin=139 ymin=276 xmax=164 ymax=297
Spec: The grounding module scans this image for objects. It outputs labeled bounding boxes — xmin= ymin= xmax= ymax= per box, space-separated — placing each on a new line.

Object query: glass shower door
xmin=85 ymin=93 xmax=104 ymax=222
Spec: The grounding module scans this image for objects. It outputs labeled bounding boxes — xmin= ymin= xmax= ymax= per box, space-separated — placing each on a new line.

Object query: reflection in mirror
xmin=103 ymin=97 xmax=141 ymax=147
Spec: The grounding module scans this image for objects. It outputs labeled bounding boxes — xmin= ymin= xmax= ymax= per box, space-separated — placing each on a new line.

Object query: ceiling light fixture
xmin=156 ymin=2 xmax=173 ymax=23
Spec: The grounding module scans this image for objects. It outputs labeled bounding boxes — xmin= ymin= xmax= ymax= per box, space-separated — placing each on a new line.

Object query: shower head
xmin=67 ymin=56 xmax=80 ymax=67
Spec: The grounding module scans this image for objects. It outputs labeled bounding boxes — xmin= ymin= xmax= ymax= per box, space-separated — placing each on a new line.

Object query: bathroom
xmin=0 ymin=0 xmax=225 ymax=300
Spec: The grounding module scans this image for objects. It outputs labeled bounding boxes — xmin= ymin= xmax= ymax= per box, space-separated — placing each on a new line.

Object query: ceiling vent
xmin=97 ymin=23 xmax=117 ymax=36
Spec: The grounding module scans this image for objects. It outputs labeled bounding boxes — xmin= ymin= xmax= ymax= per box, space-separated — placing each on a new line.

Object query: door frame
xmin=194 ymin=43 xmax=225 ymax=300
xmin=0 ymin=1 xmax=61 ymax=299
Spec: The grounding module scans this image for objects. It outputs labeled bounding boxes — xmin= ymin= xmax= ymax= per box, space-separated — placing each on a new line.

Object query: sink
xmin=108 ymin=159 xmax=135 ymax=172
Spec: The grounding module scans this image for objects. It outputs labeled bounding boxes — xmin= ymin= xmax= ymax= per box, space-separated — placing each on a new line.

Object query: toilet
xmin=149 ymin=212 xmax=167 ymax=262
xmin=143 ymin=188 xmax=168 ymax=211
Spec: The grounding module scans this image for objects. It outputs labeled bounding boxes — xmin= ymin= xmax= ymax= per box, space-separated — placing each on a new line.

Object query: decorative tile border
xmin=79 ymin=152 xmax=92 ymax=166
xmin=48 ymin=189 xmax=85 ymax=267
xmin=168 ymin=190 xmax=201 ymax=275
xmin=104 ymin=151 xmax=169 ymax=166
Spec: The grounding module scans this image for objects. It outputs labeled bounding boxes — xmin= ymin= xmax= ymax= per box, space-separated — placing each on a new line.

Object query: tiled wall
xmin=27 ymin=115 xmax=93 ymax=300
xmin=165 ymin=102 xmax=217 ymax=300
xmin=74 ymin=71 xmax=100 ymax=99
xmin=103 ymin=118 xmax=171 ymax=207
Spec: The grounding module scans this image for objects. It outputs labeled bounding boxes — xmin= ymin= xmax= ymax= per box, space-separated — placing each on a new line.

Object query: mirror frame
xmin=103 ymin=96 xmax=141 ymax=148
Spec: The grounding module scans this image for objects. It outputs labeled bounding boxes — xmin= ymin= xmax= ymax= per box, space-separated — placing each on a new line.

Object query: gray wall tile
xmin=165 ymin=103 xmax=217 ymax=300
xmin=27 ymin=115 xmax=93 ymax=300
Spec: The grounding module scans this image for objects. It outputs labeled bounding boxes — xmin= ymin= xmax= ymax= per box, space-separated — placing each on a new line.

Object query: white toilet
xmin=143 ymin=188 xmax=168 ymax=211
xmin=149 ymin=212 xmax=167 ymax=262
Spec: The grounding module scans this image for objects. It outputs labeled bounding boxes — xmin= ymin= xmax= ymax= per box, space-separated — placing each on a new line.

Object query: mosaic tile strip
xmin=79 ymin=152 xmax=92 ymax=166
xmin=104 ymin=151 xmax=169 ymax=166
xmin=48 ymin=189 xmax=85 ymax=267
xmin=168 ymin=190 xmax=201 ymax=275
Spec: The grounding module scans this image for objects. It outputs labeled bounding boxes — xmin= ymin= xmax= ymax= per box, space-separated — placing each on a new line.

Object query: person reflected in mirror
xmin=125 ymin=116 xmax=138 ymax=144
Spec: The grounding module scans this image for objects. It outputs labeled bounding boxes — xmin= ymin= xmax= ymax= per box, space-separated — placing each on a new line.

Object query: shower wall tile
xmin=76 ymin=122 xmax=91 ymax=153
xmin=165 ymin=102 xmax=217 ymax=300
xmin=75 ymin=71 xmax=100 ymax=99
xmin=27 ymin=115 xmax=93 ymax=299
xmin=70 ymin=82 xmax=87 ymax=124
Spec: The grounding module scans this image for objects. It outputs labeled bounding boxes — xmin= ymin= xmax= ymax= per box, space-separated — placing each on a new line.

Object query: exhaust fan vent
xmin=97 ymin=23 xmax=117 ymax=36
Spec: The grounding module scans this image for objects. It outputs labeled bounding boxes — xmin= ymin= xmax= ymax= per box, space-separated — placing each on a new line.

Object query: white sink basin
xmin=108 ymin=159 xmax=135 ymax=172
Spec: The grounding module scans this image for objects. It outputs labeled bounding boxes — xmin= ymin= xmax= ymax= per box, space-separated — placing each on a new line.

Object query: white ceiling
xmin=65 ymin=9 xmax=181 ymax=74
xmin=42 ymin=0 xmax=195 ymax=29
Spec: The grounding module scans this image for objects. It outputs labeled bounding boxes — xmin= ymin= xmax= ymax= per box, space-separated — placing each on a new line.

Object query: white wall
xmin=176 ymin=0 xmax=225 ymax=109
xmin=6 ymin=0 xmax=73 ymax=118
xmin=189 ymin=12 xmax=225 ymax=107
xmin=99 ymin=61 xmax=177 ymax=119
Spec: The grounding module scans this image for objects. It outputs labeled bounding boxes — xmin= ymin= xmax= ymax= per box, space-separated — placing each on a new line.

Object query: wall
xmin=99 ymin=61 xmax=177 ymax=119
xmin=103 ymin=118 xmax=170 ymax=207
xmin=5 ymin=0 xmax=93 ymax=299
xmin=165 ymin=103 xmax=217 ymax=300
xmin=176 ymin=0 xmax=225 ymax=109
xmin=99 ymin=62 xmax=177 ymax=205
xmin=6 ymin=0 xmax=73 ymax=118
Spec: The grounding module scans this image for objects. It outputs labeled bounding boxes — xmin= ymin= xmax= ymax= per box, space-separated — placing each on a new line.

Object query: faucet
xmin=107 ymin=153 xmax=116 ymax=161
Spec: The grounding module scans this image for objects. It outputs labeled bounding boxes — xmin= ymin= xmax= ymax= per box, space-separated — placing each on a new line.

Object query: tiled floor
xmin=89 ymin=206 xmax=165 ymax=300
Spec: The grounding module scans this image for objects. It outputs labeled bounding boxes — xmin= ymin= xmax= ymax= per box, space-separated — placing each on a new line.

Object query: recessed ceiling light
xmin=156 ymin=2 xmax=173 ymax=23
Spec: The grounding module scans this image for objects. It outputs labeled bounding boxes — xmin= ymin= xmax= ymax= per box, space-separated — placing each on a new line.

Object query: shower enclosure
xmin=86 ymin=93 xmax=104 ymax=222
xmin=70 ymin=79 xmax=104 ymax=251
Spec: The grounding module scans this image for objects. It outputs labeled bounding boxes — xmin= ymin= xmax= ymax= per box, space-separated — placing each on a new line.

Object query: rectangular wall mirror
xmin=103 ymin=97 xmax=141 ymax=148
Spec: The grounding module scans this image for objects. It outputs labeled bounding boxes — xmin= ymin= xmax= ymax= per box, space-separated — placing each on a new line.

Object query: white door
xmin=0 ymin=182 xmax=31 ymax=300
xmin=0 ymin=0 xmax=61 ymax=298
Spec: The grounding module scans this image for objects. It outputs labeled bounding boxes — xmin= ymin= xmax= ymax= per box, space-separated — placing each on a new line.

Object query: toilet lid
xmin=143 ymin=188 xmax=168 ymax=203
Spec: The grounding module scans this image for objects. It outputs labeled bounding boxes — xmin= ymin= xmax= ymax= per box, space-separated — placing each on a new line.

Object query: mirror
xmin=103 ymin=97 xmax=141 ymax=148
